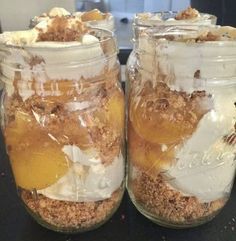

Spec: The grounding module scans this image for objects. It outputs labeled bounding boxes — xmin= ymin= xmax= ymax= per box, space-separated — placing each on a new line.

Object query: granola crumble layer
xmin=129 ymin=171 xmax=226 ymax=226
xmin=21 ymin=188 xmax=123 ymax=231
xmin=37 ymin=17 xmax=88 ymax=42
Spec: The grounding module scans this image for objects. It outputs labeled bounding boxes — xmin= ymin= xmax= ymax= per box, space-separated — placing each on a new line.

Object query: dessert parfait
xmin=0 ymin=15 xmax=124 ymax=232
xmin=127 ymin=25 xmax=236 ymax=228
xmin=134 ymin=6 xmax=217 ymax=27
xmin=30 ymin=7 xmax=115 ymax=31
xmin=127 ymin=7 xmax=216 ymax=94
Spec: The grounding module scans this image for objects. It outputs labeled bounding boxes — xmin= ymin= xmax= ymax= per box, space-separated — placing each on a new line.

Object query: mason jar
xmin=127 ymin=25 xmax=236 ymax=228
xmin=0 ymin=28 xmax=125 ymax=233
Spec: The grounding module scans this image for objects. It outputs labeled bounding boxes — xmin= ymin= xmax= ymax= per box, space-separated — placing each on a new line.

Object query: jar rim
xmin=133 ymin=11 xmax=217 ymax=27
xmin=135 ymin=25 xmax=236 ymax=46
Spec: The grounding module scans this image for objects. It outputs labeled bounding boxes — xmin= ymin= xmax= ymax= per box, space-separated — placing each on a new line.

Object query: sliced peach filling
xmin=130 ymin=82 xmax=211 ymax=144
xmin=5 ymin=111 xmax=70 ymax=190
xmin=128 ymin=81 xmax=213 ymax=174
xmin=97 ymin=88 xmax=125 ymax=134
xmin=128 ymin=123 xmax=175 ymax=175
xmin=81 ymin=9 xmax=105 ymax=22
xmin=4 ymin=86 xmax=124 ymax=189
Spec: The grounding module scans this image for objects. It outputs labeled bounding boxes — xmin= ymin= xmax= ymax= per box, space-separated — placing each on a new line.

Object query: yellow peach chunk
xmin=5 ymin=110 xmax=70 ymax=190
xmin=129 ymin=82 xmax=210 ymax=144
xmin=128 ymin=123 xmax=175 ymax=175
xmin=5 ymin=111 xmax=32 ymax=146
xmin=106 ymin=89 xmax=125 ymax=132
xmin=93 ymin=88 xmax=124 ymax=135
xmin=81 ymin=9 xmax=105 ymax=22
xmin=131 ymin=103 xmax=191 ymax=144
xmin=10 ymin=142 xmax=70 ymax=190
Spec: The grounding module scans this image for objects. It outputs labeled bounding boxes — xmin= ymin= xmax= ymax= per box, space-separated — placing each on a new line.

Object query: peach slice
xmin=129 ymin=82 xmax=211 ymax=144
xmin=5 ymin=110 xmax=70 ymax=190
xmin=5 ymin=111 xmax=35 ymax=146
xmin=93 ymin=88 xmax=125 ymax=134
xmin=10 ymin=142 xmax=70 ymax=190
xmin=106 ymin=89 xmax=125 ymax=133
xmin=128 ymin=122 xmax=175 ymax=175
xmin=81 ymin=9 xmax=105 ymax=22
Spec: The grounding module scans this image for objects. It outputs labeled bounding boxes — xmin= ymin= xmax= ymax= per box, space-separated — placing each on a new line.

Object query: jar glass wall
xmin=0 ymin=28 xmax=125 ymax=233
xmin=127 ymin=25 xmax=236 ymax=228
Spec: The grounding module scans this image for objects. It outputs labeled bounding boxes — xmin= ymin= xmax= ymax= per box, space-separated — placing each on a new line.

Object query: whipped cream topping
xmin=0 ymin=16 xmax=87 ymax=46
xmin=0 ymin=15 xmax=117 ymax=101
xmin=30 ymin=7 xmax=114 ymax=31
xmin=38 ymin=145 xmax=124 ymax=202
xmin=31 ymin=7 xmax=71 ymax=25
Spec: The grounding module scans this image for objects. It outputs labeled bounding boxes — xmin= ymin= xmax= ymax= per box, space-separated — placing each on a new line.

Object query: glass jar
xmin=127 ymin=25 xmax=236 ymax=228
xmin=0 ymin=28 xmax=125 ymax=233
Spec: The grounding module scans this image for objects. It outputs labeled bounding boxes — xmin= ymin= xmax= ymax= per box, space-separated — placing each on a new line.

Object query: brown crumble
xmin=194 ymin=70 xmax=201 ymax=79
xmin=130 ymin=171 xmax=226 ymax=224
xmin=196 ymin=32 xmax=220 ymax=42
xmin=224 ymin=133 xmax=236 ymax=146
xmin=175 ymin=7 xmax=199 ymax=20
xmin=37 ymin=17 xmax=88 ymax=42
xmin=21 ymin=188 xmax=123 ymax=229
xmin=135 ymin=81 xmax=212 ymax=132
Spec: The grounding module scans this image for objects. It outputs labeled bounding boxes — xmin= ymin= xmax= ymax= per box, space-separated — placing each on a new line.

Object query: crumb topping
xmin=37 ymin=17 xmax=88 ymax=42
xmin=175 ymin=7 xmax=200 ymax=20
xmin=195 ymin=31 xmax=220 ymax=42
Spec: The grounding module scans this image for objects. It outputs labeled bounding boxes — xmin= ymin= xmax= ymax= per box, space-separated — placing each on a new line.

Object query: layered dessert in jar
xmin=0 ymin=15 xmax=124 ymax=232
xmin=127 ymin=25 xmax=236 ymax=227
xmin=134 ymin=7 xmax=217 ymax=27
xmin=127 ymin=7 xmax=216 ymax=97
xmin=30 ymin=7 xmax=115 ymax=31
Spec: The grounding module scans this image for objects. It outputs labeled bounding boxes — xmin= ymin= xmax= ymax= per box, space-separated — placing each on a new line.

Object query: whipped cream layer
xmin=137 ymin=26 xmax=236 ymax=93
xmin=166 ymin=86 xmax=236 ymax=203
xmin=0 ymin=16 xmax=117 ymax=101
xmin=38 ymin=145 xmax=124 ymax=202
